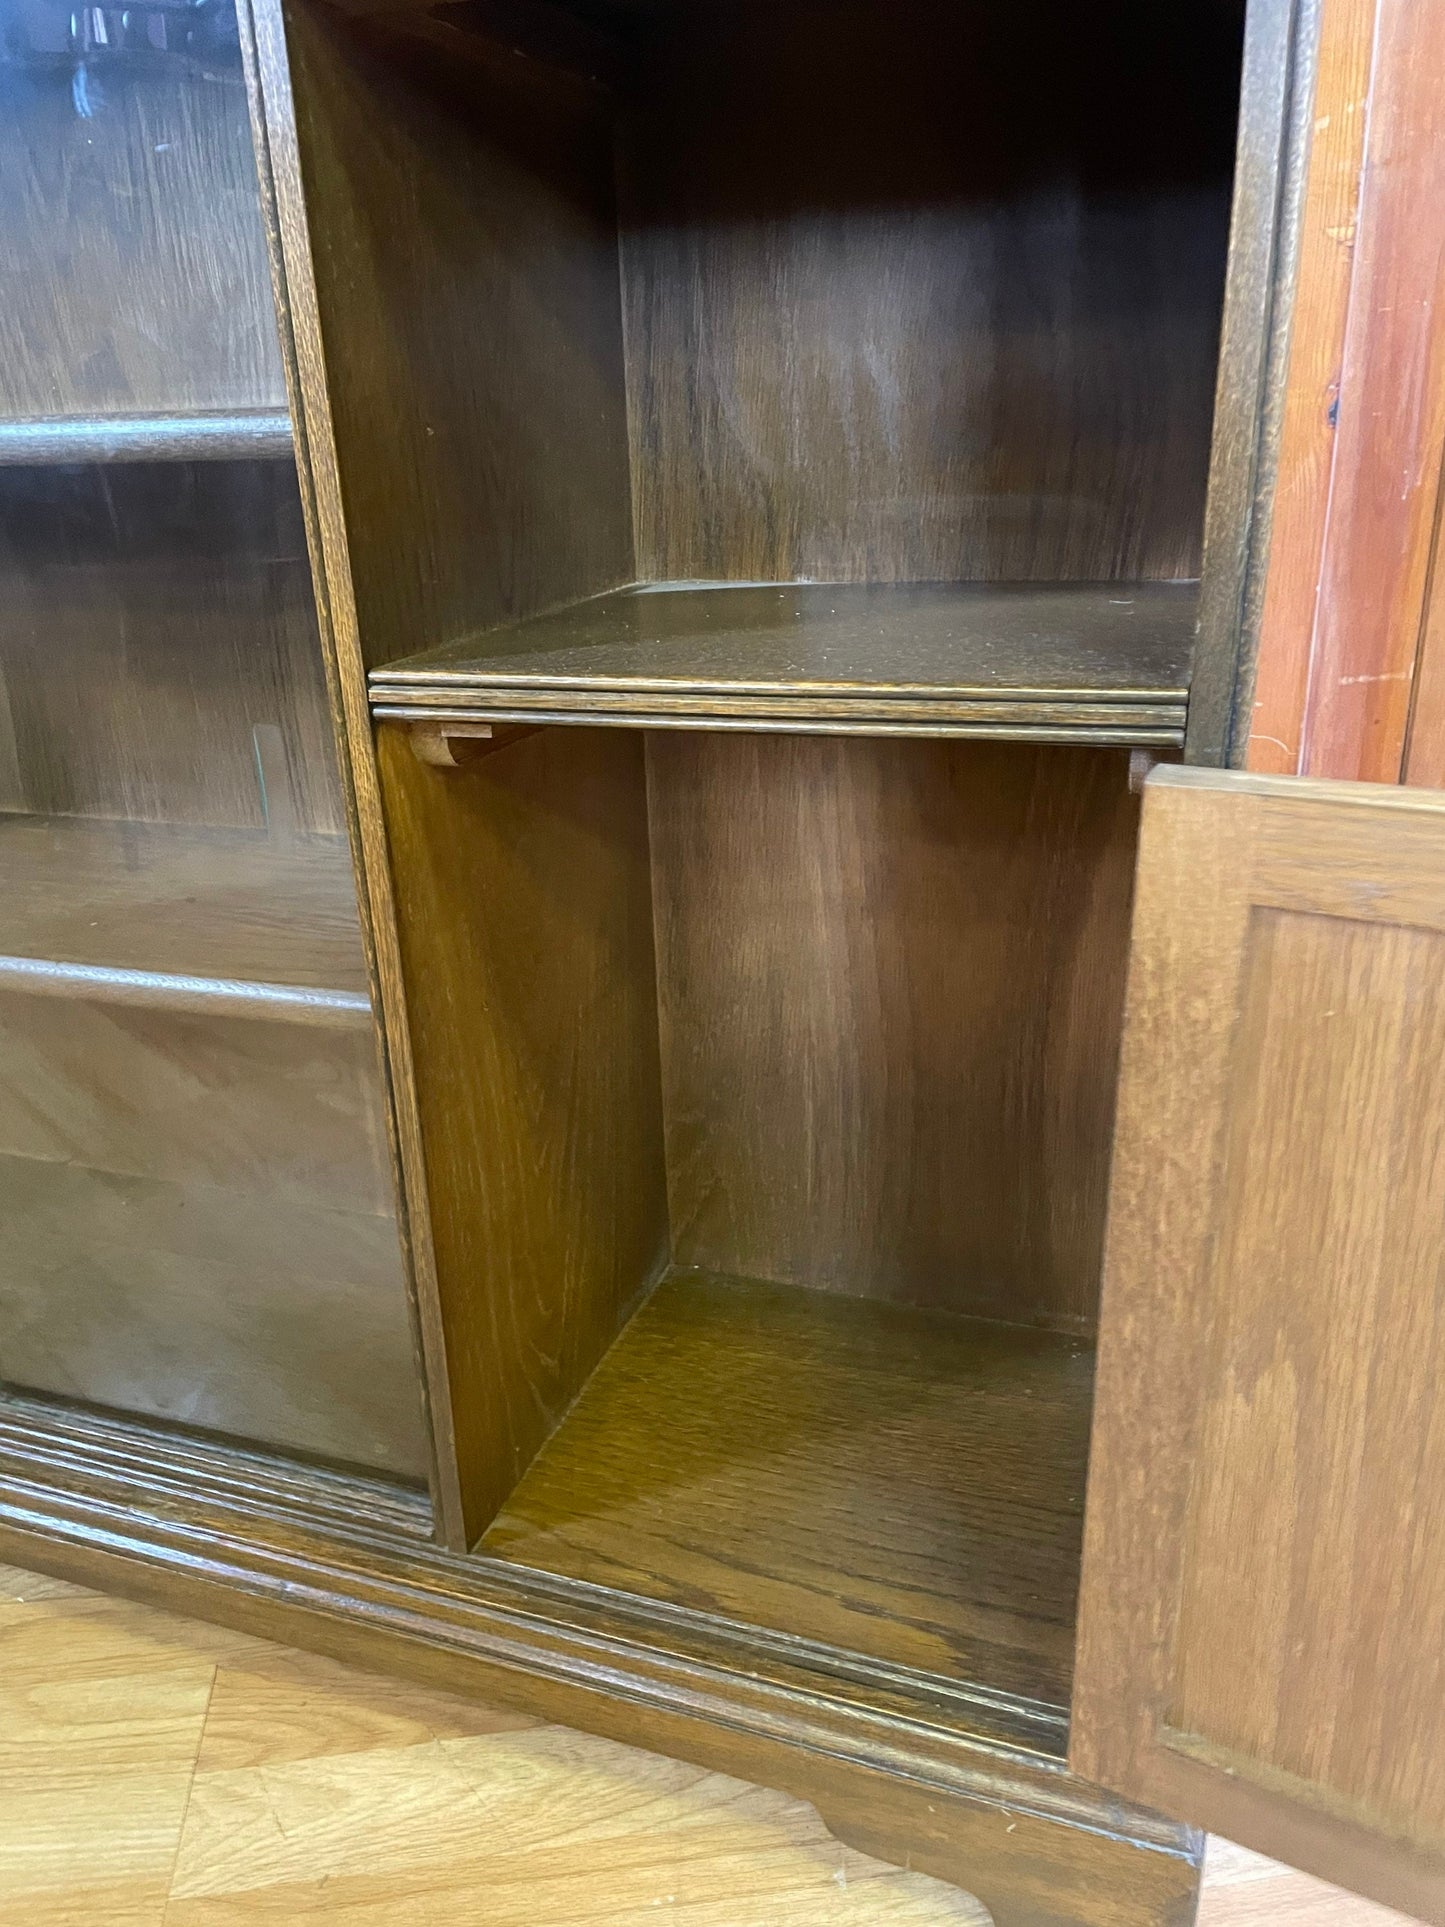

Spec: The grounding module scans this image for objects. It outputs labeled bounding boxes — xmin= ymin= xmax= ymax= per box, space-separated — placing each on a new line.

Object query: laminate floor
xmin=0 ymin=1558 xmax=1419 ymax=1925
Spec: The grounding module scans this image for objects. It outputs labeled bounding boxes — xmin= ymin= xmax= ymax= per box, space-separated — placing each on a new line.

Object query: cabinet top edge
xmin=1148 ymin=766 xmax=1445 ymax=812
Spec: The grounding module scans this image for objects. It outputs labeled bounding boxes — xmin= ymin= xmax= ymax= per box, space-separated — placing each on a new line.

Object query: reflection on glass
xmin=0 ymin=0 xmax=429 ymax=1481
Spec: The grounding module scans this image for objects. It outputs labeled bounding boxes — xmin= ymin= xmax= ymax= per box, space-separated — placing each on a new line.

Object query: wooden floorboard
xmin=0 ymin=1558 xmax=1415 ymax=1923
xmin=484 ymin=1270 xmax=1094 ymax=1707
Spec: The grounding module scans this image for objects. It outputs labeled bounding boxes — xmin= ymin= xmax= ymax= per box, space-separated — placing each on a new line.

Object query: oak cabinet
xmin=1074 ymin=766 xmax=1445 ymax=1924
xmin=3 ymin=0 xmax=1445 ymax=1924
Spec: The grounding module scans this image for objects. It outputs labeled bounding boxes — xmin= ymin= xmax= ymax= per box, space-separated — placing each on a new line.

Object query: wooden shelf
xmin=370 ymin=581 xmax=1194 ymax=742
xmin=0 ymin=411 xmax=293 ymax=467
xmin=482 ymin=1269 xmax=1094 ymax=1714
xmin=0 ymin=814 xmax=371 ymax=1022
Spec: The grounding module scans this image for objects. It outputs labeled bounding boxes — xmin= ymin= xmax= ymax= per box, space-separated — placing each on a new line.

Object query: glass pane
xmin=0 ymin=0 xmax=429 ymax=1482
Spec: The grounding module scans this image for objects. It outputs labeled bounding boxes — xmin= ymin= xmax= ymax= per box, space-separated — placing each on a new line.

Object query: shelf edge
xmin=0 ymin=953 xmax=373 ymax=1026
xmin=0 ymin=410 xmax=295 ymax=466
xmin=372 ymin=700 xmax=1186 ymax=746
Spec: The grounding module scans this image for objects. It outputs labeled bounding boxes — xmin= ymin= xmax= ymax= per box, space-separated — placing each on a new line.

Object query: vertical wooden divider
xmin=375 ymin=723 xmax=668 ymax=1541
xmin=238 ymin=0 xmax=634 ymax=1542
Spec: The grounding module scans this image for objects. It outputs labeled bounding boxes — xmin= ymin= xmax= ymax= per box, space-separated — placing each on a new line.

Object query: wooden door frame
xmin=1247 ymin=0 xmax=1445 ymax=783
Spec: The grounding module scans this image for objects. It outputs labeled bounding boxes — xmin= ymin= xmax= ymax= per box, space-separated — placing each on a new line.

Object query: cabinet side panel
xmin=375 ymin=723 xmax=668 ymax=1536
xmin=277 ymin=0 xmax=634 ymax=671
xmin=649 ymin=735 xmax=1138 ymax=1329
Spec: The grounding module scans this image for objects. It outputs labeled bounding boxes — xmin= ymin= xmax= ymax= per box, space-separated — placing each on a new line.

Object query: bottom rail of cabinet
xmin=0 ymin=1393 xmax=1202 ymax=1927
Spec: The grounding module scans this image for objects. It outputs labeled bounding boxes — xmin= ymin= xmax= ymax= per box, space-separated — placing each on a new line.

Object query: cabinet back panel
xmin=621 ymin=0 xmax=1241 ymax=585
xmin=281 ymin=0 xmax=634 ymax=672
xmin=648 ymin=735 xmax=1140 ymax=1329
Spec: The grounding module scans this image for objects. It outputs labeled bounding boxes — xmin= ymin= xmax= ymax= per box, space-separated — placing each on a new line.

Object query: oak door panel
xmin=1073 ymin=766 xmax=1445 ymax=1926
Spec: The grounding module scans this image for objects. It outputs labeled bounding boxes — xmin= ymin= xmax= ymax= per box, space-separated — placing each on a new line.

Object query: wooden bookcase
xmin=233 ymin=0 xmax=1297 ymax=1914
xmin=254 ymin=0 xmax=1262 ymax=1535
xmin=26 ymin=3 xmax=1445 ymax=1926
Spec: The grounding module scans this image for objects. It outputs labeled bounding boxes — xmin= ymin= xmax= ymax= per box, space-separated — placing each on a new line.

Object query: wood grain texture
xmin=1199 ymin=1838 xmax=1421 ymax=1927
xmin=193 ymin=1639 xmax=534 ymax=1774
xmin=1187 ymin=0 xmax=1318 ymax=765
xmin=0 ymin=6 xmax=286 ymax=420
xmin=275 ymin=0 xmax=634 ymax=674
xmin=0 ymin=460 xmax=343 ymax=835
xmin=0 ymin=815 xmax=368 ymax=993
xmin=1297 ymin=0 xmax=1445 ymax=780
xmin=1246 ymin=0 xmax=1375 ymax=773
xmin=0 ymin=1564 xmax=990 ymax=1927
xmin=369 ymin=581 xmax=1194 ymax=741
xmin=0 ymin=985 xmax=427 ymax=1477
xmin=0 ymin=1402 xmax=1203 ymax=1927
xmin=241 ymin=0 xmax=464 ymax=1533
xmin=619 ymin=0 xmax=1237 ymax=587
xmin=0 ymin=452 xmax=425 ymax=1472
xmin=0 ymin=1393 xmax=431 ymax=1544
xmin=649 ymin=735 xmax=1139 ymax=1327
xmin=240 ymin=0 xmax=645 ymax=1538
xmin=0 ymin=989 xmax=392 ymax=1204
xmin=1405 ymin=534 xmax=1445 ymax=786
xmin=1073 ymin=765 xmax=1445 ymax=1926
xmin=1172 ymin=908 xmax=1445 ymax=1799
xmin=0 ymin=1579 xmax=217 ymax=1927
xmin=168 ymin=1731 xmax=983 ymax=1922
xmin=0 ymin=1562 xmax=1396 ymax=1926
xmin=0 ymin=1160 xmax=425 ymax=1477
xmin=485 ymin=1269 xmax=1093 ymax=1704
xmin=374 ymin=721 xmax=668 ymax=1539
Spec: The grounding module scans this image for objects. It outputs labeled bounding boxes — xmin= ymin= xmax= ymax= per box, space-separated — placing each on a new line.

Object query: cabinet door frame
xmin=1072 ymin=765 xmax=1445 ymax=1926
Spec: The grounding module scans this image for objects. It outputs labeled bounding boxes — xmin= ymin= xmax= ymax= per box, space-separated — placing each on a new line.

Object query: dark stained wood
xmin=620 ymin=0 xmax=1237 ymax=589
xmin=0 ymin=1392 xmax=1204 ymax=1927
xmin=232 ymin=0 xmax=1290 ymax=1910
xmin=0 ymin=983 xmax=392 ymax=1206
xmin=0 ymin=411 xmax=293 ymax=465
xmin=270 ymin=0 xmax=633 ymax=676
xmin=484 ymin=1269 xmax=1094 ymax=1705
xmin=0 ymin=812 xmax=424 ymax=1483
xmin=0 ymin=1157 xmax=424 ymax=1479
xmin=0 ymin=23 xmax=287 ymax=419
xmin=1187 ymin=0 xmax=1319 ymax=765
xmin=1073 ymin=765 xmax=1445 ymax=1926
xmin=374 ymin=720 xmax=668 ymax=1540
xmin=0 ymin=460 xmax=343 ymax=836
xmin=242 ymin=0 xmax=643 ymax=1537
xmin=0 ymin=982 xmax=427 ymax=1477
xmin=0 ymin=814 xmax=369 ymax=995
xmin=0 ymin=53 xmax=431 ymax=1484
xmin=370 ymin=581 xmax=1193 ymax=741
xmin=649 ymin=736 xmax=1140 ymax=1329
xmin=0 ymin=1387 xmax=432 ymax=1539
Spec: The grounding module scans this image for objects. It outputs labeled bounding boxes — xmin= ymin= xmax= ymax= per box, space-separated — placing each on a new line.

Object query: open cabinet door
xmin=1072 ymin=765 xmax=1445 ymax=1926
